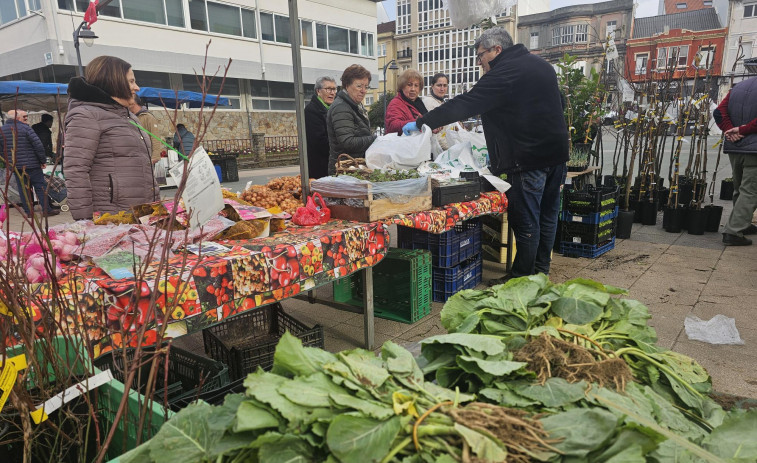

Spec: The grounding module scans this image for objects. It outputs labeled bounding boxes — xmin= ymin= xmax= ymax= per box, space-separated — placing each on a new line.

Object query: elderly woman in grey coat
xmin=64 ymin=56 xmax=157 ymax=220
xmin=326 ymin=64 xmax=376 ymax=176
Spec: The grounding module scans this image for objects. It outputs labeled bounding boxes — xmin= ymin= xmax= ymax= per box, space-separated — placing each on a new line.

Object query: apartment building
xmin=658 ymin=0 xmax=729 ymax=21
xmin=0 ymin=0 xmax=379 ymax=138
xmin=721 ymin=0 xmax=757 ymax=95
xmin=368 ymin=20 xmax=396 ymax=108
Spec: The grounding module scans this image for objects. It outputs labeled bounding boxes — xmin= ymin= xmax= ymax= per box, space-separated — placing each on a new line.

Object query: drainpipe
xmin=255 ymin=0 xmax=266 ymax=79
xmin=48 ymin=0 xmax=65 ymax=56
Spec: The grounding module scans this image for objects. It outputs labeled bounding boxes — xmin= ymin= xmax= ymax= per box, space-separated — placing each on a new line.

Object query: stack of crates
xmin=397 ymin=218 xmax=482 ymax=302
xmin=559 ymin=185 xmax=619 ymax=258
xmin=333 ymin=247 xmax=432 ymax=323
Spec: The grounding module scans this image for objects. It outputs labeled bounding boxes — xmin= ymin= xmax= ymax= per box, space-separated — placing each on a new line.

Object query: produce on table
xmin=342 ymin=168 xmax=421 ymax=182
xmin=93 ymin=210 xmax=138 ymax=225
xmin=267 ymin=175 xmax=303 ymax=198
xmin=222 ymin=188 xmax=253 ymax=206
xmin=240 ymin=185 xmax=301 ymax=215
xmin=1 ymin=230 xmax=80 ymax=283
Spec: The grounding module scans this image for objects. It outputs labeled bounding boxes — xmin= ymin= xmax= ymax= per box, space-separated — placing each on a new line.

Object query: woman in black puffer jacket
xmin=326 ymin=65 xmax=376 ymax=176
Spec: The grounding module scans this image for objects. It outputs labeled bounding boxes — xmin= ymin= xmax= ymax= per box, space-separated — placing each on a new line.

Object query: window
xmin=745 ymin=4 xmax=756 ymax=18
xmin=361 ymin=32 xmax=374 ymax=56
xmin=365 ymin=94 xmax=374 ymax=106
xmin=672 ymin=45 xmax=689 ymax=67
xmin=250 ymin=80 xmax=306 ymax=111
xmin=575 ymin=24 xmax=588 ymax=43
xmin=349 ymin=29 xmax=358 ymax=54
xmin=378 ymin=42 xmax=387 ymax=57
xmin=696 ymin=45 xmax=715 ymax=68
xmin=316 ymin=23 xmax=327 ymax=49
xmin=418 ymin=0 xmax=450 ymax=30
xmin=703 ymin=0 xmax=712 ymax=5
xmin=274 ymin=14 xmax=290 ymax=43
xmin=260 ymin=12 xmax=274 ymax=41
xmin=677 ymin=2 xmax=687 ymax=8
xmin=188 ymin=0 xmax=207 ymax=31
xmin=241 ymin=9 xmax=256 ymax=38
xmin=552 ymin=27 xmax=561 ymax=46
xmin=123 ymin=0 xmax=165 ymax=25
xmin=74 ymin=0 xmax=119 ymax=17
xmin=530 ymin=32 xmax=539 ymax=49
xmin=208 ymin=2 xmax=241 ymax=36
xmin=301 ymin=20 xmax=313 ymax=47
xmin=656 ymin=47 xmax=668 ymax=69
xmin=183 ymin=75 xmax=240 ymax=109
xmin=133 ymin=70 xmax=171 ymax=89
xmin=561 ymin=25 xmax=574 ymax=44
xmin=1 ymin=0 xmax=22 ymax=24
xmin=606 ymin=20 xmax=617 ymax=40
xmin=328 ymin=26 xmax=349 ymax=52
xmin=635 ymin=53 xmax=648 ymax=74
xmin=397 ymin=0 xmax=411 ymax=34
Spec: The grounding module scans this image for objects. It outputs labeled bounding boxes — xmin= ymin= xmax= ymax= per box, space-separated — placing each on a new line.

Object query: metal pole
xmin=74 ymin=21 xmax=84 ymax=77
xmin=383 ymin=63 xmax=388 ymax=128
xmin=288 ymin=0 xmax=309 ymax=198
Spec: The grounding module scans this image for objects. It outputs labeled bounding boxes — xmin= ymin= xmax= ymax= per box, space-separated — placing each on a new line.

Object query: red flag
xmin=83 ymin=0 xmax=99 ymax=25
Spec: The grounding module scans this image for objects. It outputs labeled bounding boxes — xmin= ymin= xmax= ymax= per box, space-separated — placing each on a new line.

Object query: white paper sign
xmin=169 ymin=147 xmax=224 ymax=229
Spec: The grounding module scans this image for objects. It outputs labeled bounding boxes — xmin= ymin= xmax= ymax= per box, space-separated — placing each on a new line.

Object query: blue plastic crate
xmin=432 ymin=253 xmax=482 ymax=302
xmin=560 ymin=206 xmax=619 ymax=224
xmin=398 ymin=219 xmax=482 ymax=268
xmin=559 ymin=237 xmax=615 ymax=258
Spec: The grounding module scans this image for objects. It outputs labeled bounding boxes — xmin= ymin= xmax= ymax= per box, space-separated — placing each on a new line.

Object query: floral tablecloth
xmin=9 ymin=220 xmax=388 ymax=357
xmin=390 ymin=191 xmax=507 ymax=234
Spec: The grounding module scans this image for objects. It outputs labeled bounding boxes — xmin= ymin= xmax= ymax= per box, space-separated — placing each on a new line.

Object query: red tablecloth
xmin=9 ymin=220 xmax=388 ymax=357
xmin=390 ymin=191 xmax=507 ymax=233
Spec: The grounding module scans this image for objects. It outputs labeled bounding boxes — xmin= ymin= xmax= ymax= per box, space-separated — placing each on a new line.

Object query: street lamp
xmin=73 ymin=22 xmax=98 ymax=76
xmin=382 ymin=59 xmax=398 ymax=129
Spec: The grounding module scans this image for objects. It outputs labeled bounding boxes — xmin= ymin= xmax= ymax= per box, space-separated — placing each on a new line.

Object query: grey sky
xmin=380 ymin=0 xmax=661 ymax=20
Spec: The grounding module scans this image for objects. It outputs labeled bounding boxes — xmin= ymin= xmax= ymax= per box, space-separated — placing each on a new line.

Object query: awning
xmin=0 ymin=81 xmax=68 ymax=113
xmin=137 ymin=87 xmax=230 ymax=108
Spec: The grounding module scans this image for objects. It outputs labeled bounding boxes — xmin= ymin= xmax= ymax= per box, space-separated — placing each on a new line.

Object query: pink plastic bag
xmin=292 ymin=192 xmax=331 ymax=226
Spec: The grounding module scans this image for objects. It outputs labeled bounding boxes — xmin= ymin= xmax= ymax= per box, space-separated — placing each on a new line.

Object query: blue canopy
xmin=0 ymin=80 xmax=68 ymax=112
xmin=137 ymin=87 xmax=230 ymax=108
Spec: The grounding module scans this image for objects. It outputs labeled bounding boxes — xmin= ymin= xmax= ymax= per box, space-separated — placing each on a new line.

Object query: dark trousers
xmin=14 ymin=167 xmax=51 ymax=214
xmin=506 ymin=163 xmax=567 ymax=277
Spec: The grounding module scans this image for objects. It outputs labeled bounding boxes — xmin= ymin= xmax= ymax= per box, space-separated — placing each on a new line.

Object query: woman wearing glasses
xmin=385 ymin=69 xmax=428 ymax=135
xmin=305 ymin=76 xmax=337 ymax=179
xmin=326 ymin=65 xmax=376 ymax=176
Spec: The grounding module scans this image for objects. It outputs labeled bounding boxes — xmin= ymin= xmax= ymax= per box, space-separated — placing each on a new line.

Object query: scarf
xmin=400 ymin=91 xmax=428 ymax=116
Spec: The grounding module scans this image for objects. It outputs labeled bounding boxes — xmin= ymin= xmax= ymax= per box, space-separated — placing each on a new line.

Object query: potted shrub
xmin=566 ymin=146 xmax=590 ymax=172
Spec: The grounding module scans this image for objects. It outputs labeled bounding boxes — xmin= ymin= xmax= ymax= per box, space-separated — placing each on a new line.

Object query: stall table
xmin=7 ymin=220 xmax=388 ymax=355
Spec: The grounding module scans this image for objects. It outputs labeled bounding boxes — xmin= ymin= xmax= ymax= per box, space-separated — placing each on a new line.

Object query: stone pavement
xmin=6 ymin=180 xmax=756 ymax=400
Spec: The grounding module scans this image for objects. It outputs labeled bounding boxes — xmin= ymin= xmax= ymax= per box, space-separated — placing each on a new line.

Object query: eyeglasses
xmin=476 ymin=47 xmax=494 ymax=63
xmin=320 ymin=87 xmax=338 ymax=93
xmin=351 ymin=84 xmax=369 ymax=91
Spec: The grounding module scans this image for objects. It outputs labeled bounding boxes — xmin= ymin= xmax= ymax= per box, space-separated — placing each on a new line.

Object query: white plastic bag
xmin=366 ymin=125 xmax=433 ymax=170
xmin=684 ymin=314 xmax=744 ymax=345
xmin=442 ymin=0 xmax=517 ymax=29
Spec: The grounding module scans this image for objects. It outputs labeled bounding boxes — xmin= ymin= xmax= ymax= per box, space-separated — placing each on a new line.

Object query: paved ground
xmin=9 ymin=165 xmax=757 ymax=400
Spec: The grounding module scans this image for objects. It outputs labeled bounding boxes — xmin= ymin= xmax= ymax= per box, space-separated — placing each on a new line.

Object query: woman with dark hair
xmin=422 ymin=73 xmax=448 ymax=111
xmin=64 ymin=56 xmax=157 ymax=220
xmin=385 ymin=69 xmax=428 ymax=135
xmin=326 ymin=64 xmax=377 ymax=175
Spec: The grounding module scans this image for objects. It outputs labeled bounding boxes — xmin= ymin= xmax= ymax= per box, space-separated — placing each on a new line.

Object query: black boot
xmin=723 ymin=233 xmax=752 ymax=246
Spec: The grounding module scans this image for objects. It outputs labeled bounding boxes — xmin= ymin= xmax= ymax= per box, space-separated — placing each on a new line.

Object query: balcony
xmin=397 ymin=48 xmax=412 ymax=60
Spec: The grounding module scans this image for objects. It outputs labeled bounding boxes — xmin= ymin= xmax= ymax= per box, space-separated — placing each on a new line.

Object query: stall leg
xmin=362 ymin=266 xmax=374 ymax=350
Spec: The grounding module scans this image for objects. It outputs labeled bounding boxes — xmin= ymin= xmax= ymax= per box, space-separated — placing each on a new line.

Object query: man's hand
xmin=402 ymin=122 xmax=419 ymax=136
xmin=41 ymin=164 xmax=46 ymax=169
xmin=725 ymin=127 xmax=744 ymax=143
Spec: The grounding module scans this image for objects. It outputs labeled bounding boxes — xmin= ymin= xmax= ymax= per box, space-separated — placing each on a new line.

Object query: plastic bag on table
xmin=366 ymin=125 xmax=433 ymax=170
xmin=293 ymin=192 xmax=331 ymax=226
xmin=311 ymin=175 xmax=429 ymax=203
xmin=442 ymin=0 xmax=517 ymax=29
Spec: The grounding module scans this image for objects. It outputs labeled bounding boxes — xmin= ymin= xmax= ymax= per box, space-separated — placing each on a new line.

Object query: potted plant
xmin=566 ymin=146 xmax=589 ymax=172
xmin=557 ymin=54 xmax=603 ymax=153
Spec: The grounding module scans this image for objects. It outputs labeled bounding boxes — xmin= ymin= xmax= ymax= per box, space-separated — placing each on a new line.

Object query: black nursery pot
xmin=704 ymin=205 xmax=723 ymax=232
xmin=640 ymin=200 xmax=658 ymax=225
xmin=663 ymin=206 xmax=686 ymax=233
xmin=657 ymin=187 xmax=669 ymax=211
xmin=686 ymin=207 xmax=708 ymax=235
xmin=720 ymin=180 xmax=734 ymax=201
xmin=617 ymin=209 xmax=635 ymax=239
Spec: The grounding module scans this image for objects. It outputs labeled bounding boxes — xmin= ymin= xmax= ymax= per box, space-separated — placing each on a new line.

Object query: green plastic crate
xmin=4 ymin=337 xmax=172 ymax=460
xmin=333 ymin=248 xmax=432 ymax=323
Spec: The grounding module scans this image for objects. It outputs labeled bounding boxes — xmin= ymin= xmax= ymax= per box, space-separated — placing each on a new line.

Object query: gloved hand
xmin=402 ymin=121 xmax=419 ymax=136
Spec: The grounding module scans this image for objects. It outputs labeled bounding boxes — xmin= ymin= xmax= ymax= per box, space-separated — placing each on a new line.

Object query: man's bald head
xmin=6 ymin=110 xmax=28 ymax=121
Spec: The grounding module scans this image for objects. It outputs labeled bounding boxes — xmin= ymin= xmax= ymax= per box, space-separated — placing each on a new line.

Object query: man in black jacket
xmin=32 ymin=113 xmax=55 ymax=161
xmin=305 ymin=76 xmax=337 ymax=179
xmin=404 ymin=27 xmax=568 ymax=282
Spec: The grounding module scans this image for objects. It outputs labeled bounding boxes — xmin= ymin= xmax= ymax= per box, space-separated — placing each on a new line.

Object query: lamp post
xmin=382 ymin=59 xmax=398 ymax=130
xmin=73 ymin=21 xmax=98 ymax=76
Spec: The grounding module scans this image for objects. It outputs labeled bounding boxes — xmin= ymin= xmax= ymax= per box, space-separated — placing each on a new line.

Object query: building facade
xmin=392 ymin=0 xmax=520 ymax=98
xmin=658 ymin=0 xmax=729 ymax=21
xmin=625 ymin=9 xmax=727 ymax=99
xmin=0 ymin=0 xmax=379 ymax=139
xmin=721 ymin=0 xmax=757 ymax=95
xmin=368 ymin=20 xmax=396 ymax=108
xmin=517 ymin=0 xmax=635 ymax=80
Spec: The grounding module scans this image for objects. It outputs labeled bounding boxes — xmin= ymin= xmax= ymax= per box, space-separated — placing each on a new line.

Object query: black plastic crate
xmin=93 ymin=345 xmax=229 ymax=409
xmin=561 ymin=217 xmax=616 ymax=245
xmin=432 ymin=181 xmax=480 ymax=206
xmin=397 ymin=218 xmax=481 ymax=268
xmin=563 ymin=185 xmax=618 ymax=215
xmin=211 ymin=154 xmax=239 ymax=183
xmin=432 ymin=253 xmax=482 ymax=302
xmin=203 ymin=303 xmax=324 ymax=381
xmin=171 ymin=378 xmax=246 ymax=408
xmin=559 ymin=237 xmax=616 ymax=258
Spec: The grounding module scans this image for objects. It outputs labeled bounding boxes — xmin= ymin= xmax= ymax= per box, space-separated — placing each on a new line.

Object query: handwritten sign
xmin=169 ymin=147 xmax=224 ymax=229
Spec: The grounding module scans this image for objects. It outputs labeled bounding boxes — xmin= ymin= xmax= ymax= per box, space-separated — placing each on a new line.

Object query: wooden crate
xmin=317 ymin=177 xmax=432 ymax=222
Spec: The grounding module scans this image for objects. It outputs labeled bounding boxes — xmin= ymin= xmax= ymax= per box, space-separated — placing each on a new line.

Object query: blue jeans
xmin=506 ymin=163 xmax=567 ymax=277
xmin=14 ymin=167 xmax=51 ymax=214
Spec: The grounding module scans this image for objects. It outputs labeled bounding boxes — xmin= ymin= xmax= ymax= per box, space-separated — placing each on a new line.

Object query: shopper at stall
xmin=713 ymin=79 xmax=757 ymax=246
xmin=305 ymin=76 xmax=337 ymax=179
xmin=403 ymin=27 xmax=569 ymax=283
xmin=326 ymin=64 xmax=376 ymax=176
xmin=32 ymin=113 xmax=55 ymax=161
xmin=173 ymin=123 xmax=196 ymax=158
xmin=385 ymin=69 xmax=428 ymax=135
xmin=64 ymin=55 xmax=157 ymax=221
xmin=421 ymin=73 xmax=452 ymax=151
xmin=1 ymin=110 xmax=58 ymax=216
xmin=129 ymin=96 xmax=162 ymax=164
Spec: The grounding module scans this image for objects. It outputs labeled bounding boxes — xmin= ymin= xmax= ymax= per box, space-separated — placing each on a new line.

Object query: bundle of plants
xmin=438 ymin=275 xmax=714 ymax=418
xmin=119 ymin=332 xmax=562 ymax=463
